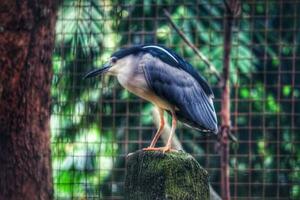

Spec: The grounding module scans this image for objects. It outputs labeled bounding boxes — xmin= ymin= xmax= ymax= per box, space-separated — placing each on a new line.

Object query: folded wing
xmin=142 ymin=56 xmax=218 ymax=134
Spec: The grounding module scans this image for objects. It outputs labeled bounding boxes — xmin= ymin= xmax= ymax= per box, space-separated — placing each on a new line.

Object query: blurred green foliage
xmin=51 ymin=0 xmax=300 ymax=199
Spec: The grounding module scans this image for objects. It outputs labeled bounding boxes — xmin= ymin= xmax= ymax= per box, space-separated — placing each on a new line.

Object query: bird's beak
xmin=83 ymin=62 xmax=111 ymax=79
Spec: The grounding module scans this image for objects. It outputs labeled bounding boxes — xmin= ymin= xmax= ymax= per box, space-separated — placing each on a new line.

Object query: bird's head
xmin=83 ymin=56 xmax=118 ymax=79
xmin=83 ymin=46 xmax=142 ymax=79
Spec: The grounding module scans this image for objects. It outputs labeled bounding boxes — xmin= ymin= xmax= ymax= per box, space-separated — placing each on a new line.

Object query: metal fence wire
xmin=51 ymin=0 xmax=300 ymax=199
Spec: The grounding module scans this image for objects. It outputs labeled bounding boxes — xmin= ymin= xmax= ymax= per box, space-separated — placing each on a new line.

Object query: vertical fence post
xmin=221 ymin=1 xmax=240 ymax=200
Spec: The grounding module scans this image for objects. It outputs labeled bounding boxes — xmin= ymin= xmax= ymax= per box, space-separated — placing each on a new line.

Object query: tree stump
xmin=124 ymin=150 xmax=209 ymax=200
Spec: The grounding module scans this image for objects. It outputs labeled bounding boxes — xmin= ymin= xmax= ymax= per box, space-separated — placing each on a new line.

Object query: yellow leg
xmin=162 ymin=110 xmax=177 ymax=153
xmin=143 ymin=108 xmax=177 ymax=153
xmin=143 ymin=108 xmax=165 ymax=151
xmin=149 ymin=108 xmax=165 ymax=148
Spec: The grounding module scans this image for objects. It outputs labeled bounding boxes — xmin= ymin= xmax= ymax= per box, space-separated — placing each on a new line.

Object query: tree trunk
xmin=125 ymin=150 xmax=209 ymax=200
xmin=0 ymin=1 xmax=58 ymax=199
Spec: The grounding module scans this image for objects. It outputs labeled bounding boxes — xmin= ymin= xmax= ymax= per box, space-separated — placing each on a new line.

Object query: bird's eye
xmin=111 ymin=57 xmax=117 ymax=63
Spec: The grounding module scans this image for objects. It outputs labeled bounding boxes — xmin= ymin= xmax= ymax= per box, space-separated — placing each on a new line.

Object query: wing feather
xmin=141 ymin=44 xmax=214 ymax=97
xmin=142 ymin=56 xmax=218 ymax=134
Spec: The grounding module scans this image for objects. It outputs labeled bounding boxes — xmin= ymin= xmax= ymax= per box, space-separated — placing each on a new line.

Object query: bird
xmin=84 ymin=44 xmax=218 ymax=152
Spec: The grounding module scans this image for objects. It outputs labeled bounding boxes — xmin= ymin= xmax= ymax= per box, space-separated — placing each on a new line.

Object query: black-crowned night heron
xmin=84 ymin=44 xmax=218 ymax=152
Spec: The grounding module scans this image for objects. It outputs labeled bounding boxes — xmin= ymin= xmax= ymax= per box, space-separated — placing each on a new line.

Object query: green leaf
xmin=283 ymin=85 xmax=291 ymax=96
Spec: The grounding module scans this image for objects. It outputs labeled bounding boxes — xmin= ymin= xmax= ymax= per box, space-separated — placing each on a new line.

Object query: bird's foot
xmin=143 ymin=147 xmax=164 ymax=151
xmin=161 ymin=145 xmax=173 ymax=153
xmin=143 ymin=146 xmax=176 ymax=153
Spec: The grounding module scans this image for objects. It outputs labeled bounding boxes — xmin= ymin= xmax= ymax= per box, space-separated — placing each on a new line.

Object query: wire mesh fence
xmin=51 ymin=0 xmax=300 ymax=199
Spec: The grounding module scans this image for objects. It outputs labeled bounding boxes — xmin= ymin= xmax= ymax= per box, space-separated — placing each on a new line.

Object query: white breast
xmin=106 ymin=54 xmax=173 ymax=110
xmin=115 ymin=55 xmax=173 ymax=111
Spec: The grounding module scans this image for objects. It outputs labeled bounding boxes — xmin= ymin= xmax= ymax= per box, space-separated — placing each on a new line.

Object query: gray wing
xmin=142 ymin=57 xmax=218 ymax=134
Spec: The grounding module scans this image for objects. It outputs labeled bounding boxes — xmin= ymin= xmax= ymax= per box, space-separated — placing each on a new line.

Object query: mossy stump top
xmin=124 ymin=150 xmax=209 ymax=200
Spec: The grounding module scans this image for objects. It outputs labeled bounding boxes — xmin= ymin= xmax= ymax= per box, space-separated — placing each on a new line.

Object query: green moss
xmin=125 ymin=150 xmax=209 ymax=200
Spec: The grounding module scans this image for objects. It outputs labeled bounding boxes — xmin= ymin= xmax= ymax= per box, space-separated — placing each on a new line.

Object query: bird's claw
xmin=162 ymin=146 xmax=171 ymax=153
xmin=143 ymin=147 xmax=163 ymax=151
xmin=143 ymin=146 xmax=175 ymax=153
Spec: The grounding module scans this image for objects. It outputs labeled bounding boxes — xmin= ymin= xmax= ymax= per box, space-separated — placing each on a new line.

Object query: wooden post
xmin=124 ymin=150 xmax=209 ymax=200
xmin=220 ymin=1 xmax=240 ymax=199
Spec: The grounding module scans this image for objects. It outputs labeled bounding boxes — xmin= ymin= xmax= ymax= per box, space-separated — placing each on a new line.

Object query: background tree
xmin=0 ymin=1 xmax=58 ymax=199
